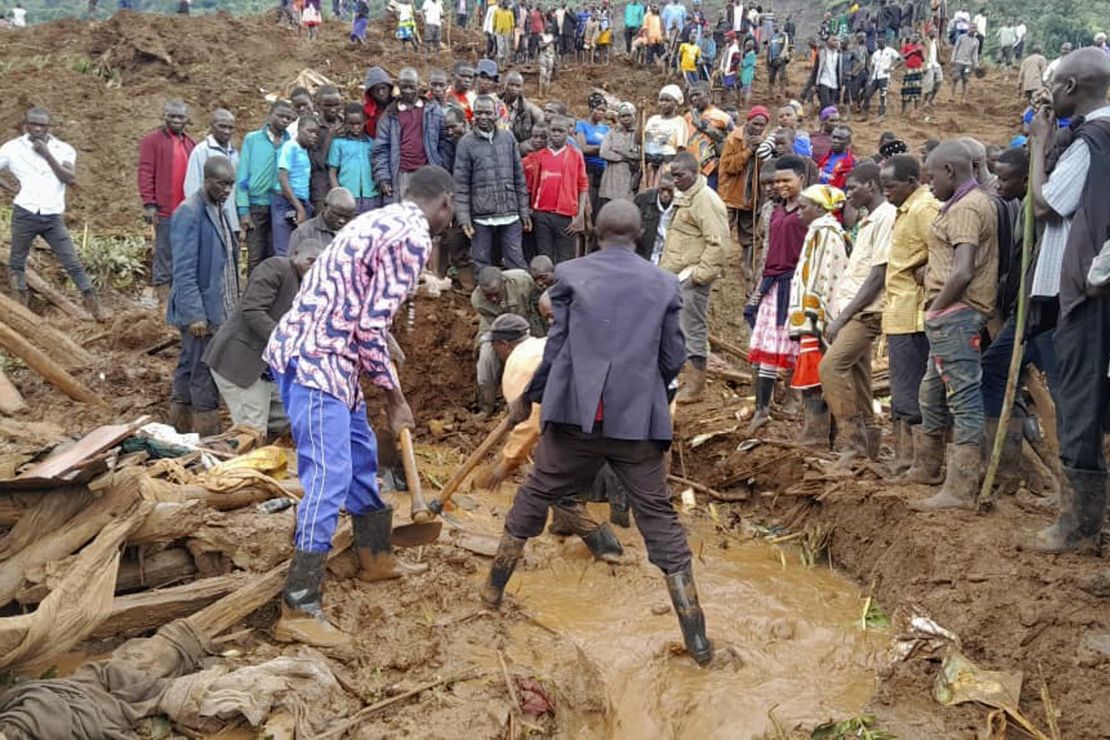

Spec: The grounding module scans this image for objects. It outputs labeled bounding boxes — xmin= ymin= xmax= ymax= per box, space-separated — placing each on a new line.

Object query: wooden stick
xmin=980 ymin=153 xmax=1035 ymax=507
xmin=667 ymin=473 xmax=747 ymax=502
xmin=91 ymin=574 xmax=246 ymax=640
xmin=0 ymin=320 xmax=108 ymax=408
xmin=709 ymin=334 xmax=750 ymax=363
xmin=436 ymin=416 xmax=513 ymax=505
xmin=498 ymin=648 xmax=521 ymax=728
xmin=316 ymin=668 xmax=481 ymax=740
xmin=0 ymin=291 xmax=93 ymax=369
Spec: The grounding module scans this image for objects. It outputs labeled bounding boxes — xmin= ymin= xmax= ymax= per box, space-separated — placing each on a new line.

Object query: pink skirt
xmin=748 ymin=287 xmax=798 ymax=370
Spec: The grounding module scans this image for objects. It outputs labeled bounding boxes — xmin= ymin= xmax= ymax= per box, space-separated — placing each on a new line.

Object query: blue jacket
xmin=526 ymin=245 xmax=685 ymax=443
xmin=372 ymin=100 xmax=449 ymax=204
xmin=166 ymin=191 xmax=238 ymax=329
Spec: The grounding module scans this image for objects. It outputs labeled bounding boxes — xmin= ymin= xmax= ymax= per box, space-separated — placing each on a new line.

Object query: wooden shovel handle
xmin=435 ymin=416 xmax=514 ymax=510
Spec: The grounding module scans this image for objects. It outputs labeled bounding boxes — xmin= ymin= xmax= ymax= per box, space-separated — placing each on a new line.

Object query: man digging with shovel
xmin=263 ymin=165 xmax=457 ymax=647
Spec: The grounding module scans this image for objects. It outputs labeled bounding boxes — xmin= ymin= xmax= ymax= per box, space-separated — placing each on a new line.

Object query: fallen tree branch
xmin=0 ymin=290 xmax=94 ymax=369
xmin=708 ymin=334 xmax=750 ymax=363
xmin=0 ymin=319 xmax=108 ymax=408
xmin=667 ymin=473 xmax=748 ymax=502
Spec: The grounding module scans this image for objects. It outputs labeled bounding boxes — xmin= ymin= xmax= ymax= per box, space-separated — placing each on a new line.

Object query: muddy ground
xmin=2 ymin=10 xmax=1107 ymax=740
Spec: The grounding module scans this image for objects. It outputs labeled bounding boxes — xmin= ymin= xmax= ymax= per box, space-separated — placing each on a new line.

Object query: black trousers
xmin=246 ymin=204 xmax=273 ymax=276
xmin=504 ymin=424 xmax=692 ymax=574
xmin=1054 ymin=297 xmax=1110 ymax=471
xmin=533 ymin=211 xmax=577 ymax=264
xmin=172 ymin=329 xmax=219 ymax=411
xmin=888 ymin=332 xmax=930 ymax=424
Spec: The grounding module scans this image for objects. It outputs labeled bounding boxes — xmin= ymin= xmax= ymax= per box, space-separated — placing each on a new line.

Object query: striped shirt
xmin=1032 ymin=106 xmax=1110 ymax=297
xmin=264 ymin=202 xmax=431 ymax=408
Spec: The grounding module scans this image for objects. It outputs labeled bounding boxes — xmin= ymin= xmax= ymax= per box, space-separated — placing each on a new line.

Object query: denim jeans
xmin=919 ymin=307 xmax=987 ymax=444
xmin=979 ymin=317 xmax=1058 ymax=418
xmin=9 ymin=205 xmax=93 ymax=292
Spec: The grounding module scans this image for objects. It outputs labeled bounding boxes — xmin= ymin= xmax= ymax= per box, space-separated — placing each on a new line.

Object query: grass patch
xmin=811 ymin=714 xmax=896 ymax=739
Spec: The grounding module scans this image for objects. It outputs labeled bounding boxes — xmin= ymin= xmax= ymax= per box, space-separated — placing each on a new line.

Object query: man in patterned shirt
xmin=263 ymin=165 xmax=457 ymax=647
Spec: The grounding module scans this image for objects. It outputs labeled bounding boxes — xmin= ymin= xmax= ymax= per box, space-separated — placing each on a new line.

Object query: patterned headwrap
xmin=879 ymin=139 xmax=909 ymax=157
xmin=800 ymin=184 xmax=846 ymax=212
xmin=618 ymin=101 xmax=636 ymax=117
xmin=588 ymin=91 xmax=608 ymax=110
xmin=659 ymin=84 xmax=684 ymax=105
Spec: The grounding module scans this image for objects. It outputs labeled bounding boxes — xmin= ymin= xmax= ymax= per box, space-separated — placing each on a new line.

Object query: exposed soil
xmin=4 ymin=9 xmax=1103 ymax=740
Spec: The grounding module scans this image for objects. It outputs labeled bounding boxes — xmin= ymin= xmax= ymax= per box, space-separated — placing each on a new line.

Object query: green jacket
xmin=235 ymin=126 xmax=290 ymax=215
xmin=471 ymin=269 xmax=546 ymax=342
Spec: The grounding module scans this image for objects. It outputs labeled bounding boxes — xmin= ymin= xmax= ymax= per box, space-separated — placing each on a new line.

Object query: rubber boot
xmin=273 ymin=549 xmax=349 ymax=648
xmin=889 ymin=420 xmax=914 ymax=475
xmin=167 ymin=401 xmax=193 ymax=433
xmin=480 ymin=533 xmax=527 ymax=610
xmin=1028 ymin=467 xmax=1108 ymax=554
xmin=984 ymin=416 xmax=1025 ymax=492
xmin=912 ymin=442 xmax=981 ymax=511
xmin=9 ymin=272 xmax=28 ymax=306
xmin=82 ymin=289 xmax=105 ymax=322
xmin=477 ymin=383 xmax=498 ymax=419
xmin=581 ymin=522 xmax=625 ymax=563
xmin=747 ymin=375 xmax=774 ymax=433
xmin=676 ymin=364 xmax=706 ymax=404
xmin=192 ymin=409 xmax=222 ymax=438
xmin=354 ymin=507 xmax=429 ymax=581
xmin=798 ymin=392 xmax=831 ymax=447
xmin=902 ymin=427 xmax=945 ymax=484
xmin=609 ymin=498 xmax=631 ymax=528
xmin=839 ymin=415 xmax=871 ymax=457
xmin=665 ymin=566 xmax=713 ymax=666
xmin=865 ymin=424 xmax=882 ymax=461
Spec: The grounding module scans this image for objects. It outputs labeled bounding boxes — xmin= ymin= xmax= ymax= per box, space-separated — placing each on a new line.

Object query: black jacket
xmin=453 ymin=128 xmax=530 ymax=225
xmin=203 ymin=257 xmax=301 ymax=388
xmin=634 ymin=189 xmax=666 ymax=261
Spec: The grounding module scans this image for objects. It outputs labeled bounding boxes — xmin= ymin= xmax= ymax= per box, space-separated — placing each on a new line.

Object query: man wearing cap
xmin=474 ymin=59 xmax=511 ymax=124
xmin=477 ymin=311 xmax=625 ymax=560
xmin=479 ymin=199 xmax=713 ymax=667
xmin=810 ymin=106 xmax=840 ymax=163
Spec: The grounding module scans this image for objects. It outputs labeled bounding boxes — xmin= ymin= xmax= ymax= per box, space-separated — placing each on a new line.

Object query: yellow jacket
xmin=659 ymin=175 xmax=730 ymax=286
xmin=493 ymin=7 xmax=515 ymax=34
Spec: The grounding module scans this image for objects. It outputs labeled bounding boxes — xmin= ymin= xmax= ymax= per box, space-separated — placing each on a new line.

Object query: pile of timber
xmin=0 ymin=436 xmax=308 ymax=673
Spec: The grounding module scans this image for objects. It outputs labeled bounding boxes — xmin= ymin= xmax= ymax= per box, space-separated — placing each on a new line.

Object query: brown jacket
xmin=718 ymin=128 xmax=760 ymax=211
xmin=659 ymin=175 xmax=730 ymax=286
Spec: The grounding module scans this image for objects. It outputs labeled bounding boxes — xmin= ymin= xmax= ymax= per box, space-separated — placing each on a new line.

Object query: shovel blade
xmin=391 ymin=521 xmax=443 ymax=548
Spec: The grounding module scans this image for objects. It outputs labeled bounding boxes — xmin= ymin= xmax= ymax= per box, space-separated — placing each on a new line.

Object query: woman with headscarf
xmin=576 ymin=92 xmax=612 ymax=222
xmin=599 ymin=102 xmax=641 ymax=203
xmin=788 ymin=183 xmax=849 ymax=447
xmin=642 ymin=84 xmax=688 ymax=189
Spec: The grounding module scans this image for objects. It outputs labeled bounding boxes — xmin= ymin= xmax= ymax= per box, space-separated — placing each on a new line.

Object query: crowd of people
xmin=2 ymin=1 xmax=1110 ymax=666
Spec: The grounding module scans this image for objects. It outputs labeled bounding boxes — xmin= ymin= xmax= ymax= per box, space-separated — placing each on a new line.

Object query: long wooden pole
xmin=979 ymin=154 xmax=1035 ymax=507
xmin=0 ymin=320 xmax=108 ymax=408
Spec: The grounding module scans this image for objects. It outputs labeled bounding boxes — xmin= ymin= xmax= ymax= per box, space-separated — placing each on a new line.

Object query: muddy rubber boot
xmin=480 ymin=533 xmax=527 ymax=610
xmin=747 ymin=376 xmax=775 ymax=433
xmin=902 ymin=427 xmax=945 ymax=484
xmin=9 ymin=272 xmax=28 ymax=306
xmin=865 ymin=425 xmax=882 ymax=461
xmin=888 ymin=420 xmax=914 ymax=475
xmin=192 ymin=409 xmax=222 ymax=438
xmin=82 ymin=289 xmax=106 ymax=322
xmin=581 ymin=523 xmax=625 ymax=563
xmin=167 ymin=401 xmax=193 ymax=433
xmin=912 ymin=442 xmax=981 ymax=511
xmin=676 ymin=365 xmax=706 ymax=404
xmin=476 ymin=383 xmax=498 ymax=419
xmin=984 ymin=416 xmax=1025 ymax=492
xmin=1028 ymin=467 xmax=1108 ymax=554
xmin=609 ymin=499 xmax=631 ymax=528
xmin=354 ymin=507 xmax=429 ymax=581
xmin=273 ymin=549 xmax=349 ymax=648
xmin=798 ymin=393 xmax=831 ymax=447
xmin=665 ymin=566 xmax=713 ymax=666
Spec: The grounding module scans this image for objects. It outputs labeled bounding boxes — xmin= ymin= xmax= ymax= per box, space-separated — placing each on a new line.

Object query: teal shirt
xmin=235 ymin=126 xmax=290 ymax=215
xmin=624 ymin=1 xmax=644 ymax=28
xmin=326 ymin=136 xmax=378 ymax=198
xmin=277 ymin=139 xmax=312 ymax=202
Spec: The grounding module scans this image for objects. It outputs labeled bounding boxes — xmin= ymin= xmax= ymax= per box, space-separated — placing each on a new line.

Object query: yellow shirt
xmin=679 ymin=42 xmax=701 ymax=72
xmin=882 ymin=186 xmax=940 ymax=335
xmin=493 ymin=6 xmax=515 ymax=34
xmin=500 ymin=337 xmax=546 ymax=465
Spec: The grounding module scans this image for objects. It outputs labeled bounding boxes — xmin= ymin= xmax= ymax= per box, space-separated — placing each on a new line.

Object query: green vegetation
xmin=74 ymin=232 xmax=149 ymax=291
xmin=811 ymin=714 xmax=896 ymax=740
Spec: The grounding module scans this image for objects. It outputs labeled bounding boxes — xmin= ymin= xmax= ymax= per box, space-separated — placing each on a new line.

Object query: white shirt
xmin=1014 ymin=23 xmax=1027 ymax=41
xmin=423 ymin=0 xmax=443 ymax=25
xmin=973 ymin=13 xmax=986 ymax=35
xmin=817 ymin=48 xmax=840 ymax=88
xmin=11 ymin=7 xmax=26 ymax=26
xmin=870 ymin=46 xmax=900 ymax=80
xmin=0 ymin=134 xmax=75 ymax=215
xmin=927 ymin=38 xmax=941 ymax=69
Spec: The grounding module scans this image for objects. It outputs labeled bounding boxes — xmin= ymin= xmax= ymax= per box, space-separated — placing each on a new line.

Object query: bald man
xmin=904 ymin=141 xmax=998 ymax=511
xmin=166 ymin=155 xmax=239 ymax=436
xmin=480 ymin=199 xmax=713 ymax=667
xmin=139 ymin=100 xmax=196 ymax=298
xmin=1028 ymin=48 xmax=1110 ymax=553
xmin=184 ymin=109 xmax=239 ymax=233
xmin=288 ymin=187 xmax=358 ymax=252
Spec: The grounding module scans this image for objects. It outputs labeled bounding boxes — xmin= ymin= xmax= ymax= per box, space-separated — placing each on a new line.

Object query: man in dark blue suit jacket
xmin=479 ymin=200 xmax=713 ymax=666
xmin=165 ymin=155 xmax=239 ymax=437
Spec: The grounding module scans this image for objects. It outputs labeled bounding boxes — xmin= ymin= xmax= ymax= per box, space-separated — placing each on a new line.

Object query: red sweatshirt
xmin=530 ymin=146 xmax=588 ymax=217
xmin=137 ymin=126 xmax=196 ymax=218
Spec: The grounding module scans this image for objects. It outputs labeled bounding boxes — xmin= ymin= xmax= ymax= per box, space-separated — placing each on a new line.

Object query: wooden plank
xmin=0 ymin=290 xmax=93 ymax=369
xmin=17 ymin=547 xmax=198 ymax=606
xmin=18 ymin=421 xmax=139 ymax=481
xmin=90 ymin=573 xmax=247 ymax=639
